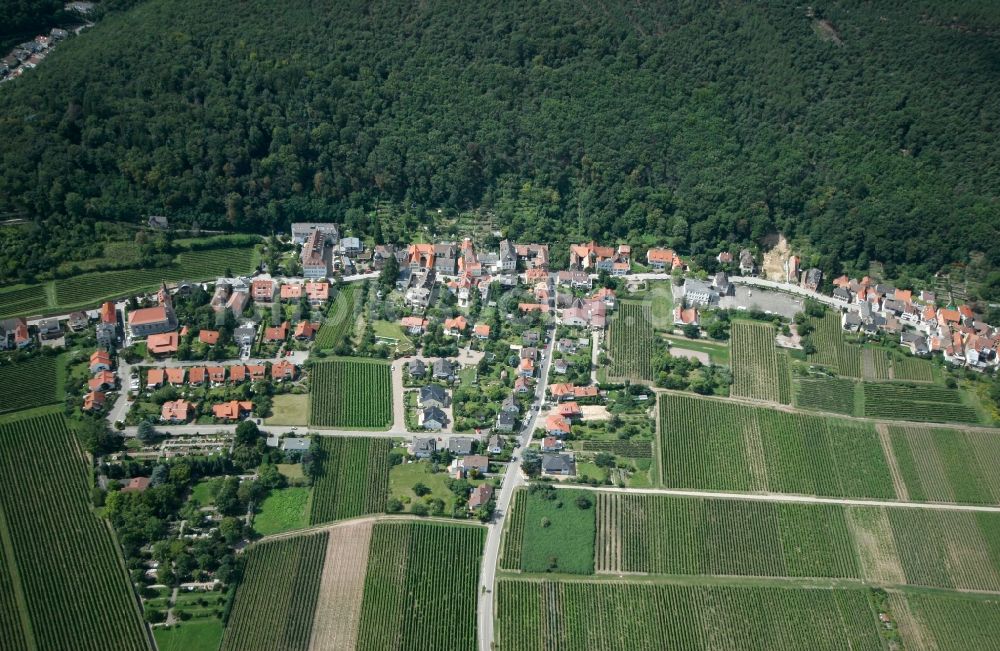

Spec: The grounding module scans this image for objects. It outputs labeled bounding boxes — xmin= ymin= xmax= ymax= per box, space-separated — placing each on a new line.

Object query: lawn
xmin=389 ymin=460 xmax=484 ymax=514
xmin=277 ymin=463 xmax=305 ymax=481
xmin=253 ymin=487 xmax=312 ymax=536
xmin=661 ymin=334 xmax=730 ymax=366
xmin=372 ymin=320 xmax=415 ymax=354
xmin=518 ymin=487 xmax=596 ymax=574
xmin=265 ymin=393 xmax=309 ymax=426
xmin=153 ymin=620 xmax=224 ymax=651
xmin=189 ymin=478 xmax=223 ymax=506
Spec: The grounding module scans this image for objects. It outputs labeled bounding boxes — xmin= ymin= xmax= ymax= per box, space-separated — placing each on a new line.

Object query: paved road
xmin=477 ymin=324 xmax=556 ymax=651
xmin=555 ymin=484 xmax=1000 ymax=513
xmin=120 ymin=423 xmax=482 ymax=443
xmin=627 ymin=272 xmax=852 ymax=311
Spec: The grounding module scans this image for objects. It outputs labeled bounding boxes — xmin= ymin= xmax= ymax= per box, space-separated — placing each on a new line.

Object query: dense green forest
xmin=0 ymin=0 xmax=998 ymax=296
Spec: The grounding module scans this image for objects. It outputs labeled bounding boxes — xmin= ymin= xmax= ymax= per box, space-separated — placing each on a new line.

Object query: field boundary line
xmin=553 ymin=484 xmax=1000 ymax=513
xmin=251 ymin=513 xmax=484 ymax=547
xmin=0 ymin=506 xmax=37 ymax=651
xmin=876 ymin=423 xmax=909 ymax=500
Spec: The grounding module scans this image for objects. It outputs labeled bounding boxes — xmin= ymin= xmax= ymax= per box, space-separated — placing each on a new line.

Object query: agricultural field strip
xmin=250 ymin=513 xmax=483 ymax=546
xmin=656 ymin=387 xmax=1000 ymax=434
xmin=553 ymin=485 xmax=1000 ymax=513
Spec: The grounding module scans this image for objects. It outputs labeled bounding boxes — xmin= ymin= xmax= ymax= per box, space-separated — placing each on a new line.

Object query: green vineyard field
xmin=606 ymin=300 xmax=658 ymax=381
xmin=891 ymin=355 xmax=935 ymax=383
xmin=221 ymin=531 xmax=328 ymax=651
xmin=309 ymin=358 xmax=392 ymax=428
xmin=308 ymin=437 xmax=391 ymax=524
xmin=658 ymin=393 xmax=894 ymax=498
xmin=357 ymin=521 xmax=484 ymax=651
xmin=0 ymin=413 xmax=149 ymax=650
xmin=0 ymin=284 xmax=48 ymax=319
xmin=314 ymin=284 xmax=359 ymax=349
xmin=594 ymin=493 xmax=859 ymax=578
xmin=889 ymin=591 xmax=1000 ymax=650
xmin=499 ymin=494 xmax=526 ymax=570
xmin=730 ymin=321 xmax=791 ymax=404
xmin=580 ymin=440 xmax=653 ymax=458
xmin=863 ymin=383 xmax=979 ymax=423
xmin=809 ymin=311 xmax=861 ymax=378
xmin=888 ymin=425 xmax=1000 ymax=504
xmin=0 ymin=355 xmax=63 ymax=414
xmin=496 ymin=579 xmax=883 ymax=650
xmin=794 ymin=376 xmax=856 ymax=415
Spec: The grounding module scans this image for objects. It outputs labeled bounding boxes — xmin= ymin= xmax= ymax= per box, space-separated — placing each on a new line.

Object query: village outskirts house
xmin=541 ymin=453 xmax=575 ymax=476
xmin=410 ymin=436 xmax=437 ymax=458
xmin=420 ymin=406 xmax=448 ymax=430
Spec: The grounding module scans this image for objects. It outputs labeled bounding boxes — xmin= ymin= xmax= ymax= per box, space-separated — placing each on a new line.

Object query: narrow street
xmin=476 ymin=321 xmax=557 ymax=651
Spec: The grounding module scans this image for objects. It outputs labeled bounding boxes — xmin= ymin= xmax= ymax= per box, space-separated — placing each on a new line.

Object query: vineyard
xmin=888 ymin=425 xmax=1000 ymax=504
xmin=309 ymin=358 xmax=392 ymax=428
xmin=308 ymin=437 xmax=391 ymax=524
xmin=314 ymin=284 xmax=359 ymax=349
xmin=0 ymin=284 xmax=48 ymax=319
xmin=794 ymin=376 xmax=857 ymax=415
xmin=889 ymin=591 xmax=1000 ymax=650
xmin=51 ymin=246 xmax=257 ymax=312
xmin=496 ymin=579 xmax=883 ymax=650
xmin=658 ymin=393 xmax=895 ymax=498
xmin=861 ymin=347 xmax=892 ymax=381
xmin=892 ymin=355 xmax=935 ymax=383
xmin=580 ymin=440 xmax=652 ymax=458
xmin=808 ymin=312 xmax=862 ymax=378
xmin=0 ymin=413 xmax=149 ymax=650
xmin=0 ymin=354 xmax=63 ymax=414
xmin=729 ymin=321 xmax=791 ymax=404
xmin=606 ymin=300 xmax=658 ymax=381
xmin=862 ymin=383 xmax=979 ymax=423
xmin=594 ymin=493 xmax=859 ymax=577
xmin=221 ymin=532 xmax=328 ymax=651
xmin=356 ymin=521 xmax=484 ymax=651
xmin=499 ymin=494 xmax=526 ymax=570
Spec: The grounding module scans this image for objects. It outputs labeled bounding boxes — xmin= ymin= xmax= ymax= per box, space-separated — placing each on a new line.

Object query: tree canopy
xmin=0 ymin=0 xmax=998 ymax=294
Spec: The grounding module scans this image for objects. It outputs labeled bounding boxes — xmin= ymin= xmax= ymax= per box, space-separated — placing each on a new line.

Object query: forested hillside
xmin=0 ymin=0 xmax=998 ymax=294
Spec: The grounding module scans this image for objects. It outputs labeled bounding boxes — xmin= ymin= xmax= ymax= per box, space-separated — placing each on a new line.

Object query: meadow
xmin=253 ymin=487 xmax=311 ymax=535
xmin=308 ymin=437 xmax=391 ymax=524
xmin=309 ymin=358 xmax=392 ymax=428
xmin=0 ymin=413 xmax=149 ymax=650
xmin=500 ymin=488 xmax=596 ymax=574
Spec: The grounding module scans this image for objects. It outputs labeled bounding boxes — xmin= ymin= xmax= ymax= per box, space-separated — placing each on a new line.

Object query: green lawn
xmin=661 ymin=334 xmax=730 ymax=366
xmin=189 ymin=478 xmax=223 ymax=506
xmin=153 ymin=619 xmax=224 ymax=651
xmin=276 ymin=463 xmax=305 ymax=481
xmin=372 ymin=320 xmax=415 ymax=354
xmin=519 ymin=488 xmax=596 ymax=574
xmin=264 ymin=393 xmax=309 ymax=426
xmin=253 ymin=487 xmax=312 ymax=535
xmin=389 ymin=460 xmax=485 ymax=514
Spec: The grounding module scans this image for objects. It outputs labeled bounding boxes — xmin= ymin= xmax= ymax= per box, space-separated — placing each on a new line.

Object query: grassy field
xmin=222 ymin=532 xmax=327 ymax=651
xmin=309 ymin=437 xmax=391 ymax=524
xmin=863 ymin=382 xmax=980 ymax=423
xmin=0 ymin=354 xmax=65 ymax=415
xmin=389 ymin=460 xmax=487 ymax=515
xmin=730 ymin=321 xmax=791 ymax=404
xmin=0 ymin=413 xmax=148 ymax=650
xmin=501 ymin=488 xmax=595 ymax=574
xmin=264 ymin=393 xmax=309 ymax=426
xmin=309 ymin=358 xmax=392 ymax=428
xmin=153 ymin=619 xmax=224 ymax=651
xmin=658 ymin=393 xmax=894 ymax=498
xmin=496 ymin=579 xmax=883 ymax=650
xmin=314 ymin=284 xmax=359 ymax=350
xmin=372 ymin=320 xmax=416 ymax=354
xmin=661 ymin=334 xmax=730 ymax=366
xmin=888 ymin=425 xmax=1000 ymax=504
xmin=606 ymin=300 xmax=658 ymax=382
xmin=356 ymin=521 xmax=484 ymax=651
xmin=253 ymin=487 xmax=312 ymax=536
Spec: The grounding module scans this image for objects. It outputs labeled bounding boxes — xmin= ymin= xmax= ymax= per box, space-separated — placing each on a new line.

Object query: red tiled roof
xmin=199 ymin=330 xmax=220 ymax=345
xmin=474 ymin=324 xmax=490 ymax=337
xmin=129 ymin=305 xmax=169 ymax=326
xmin=213 ymin=400 xmax=253 ymax=420
xmin=146 ymin=369 xmax=165 ymax=387
xmin=89 ymin=371 xmax=116 ymax=391
xmin=100 ymin=302 xmax=116 ymax=325
xmin=265 ymin=321 xmax=289 ymax=342
xmin=161 ymin=399 xmax=193 ymax=422
xmin=188 ymin=367 xmax=206 ymax=384
xmin=280 ymin=284 xmax=303 ymax=299
xmin=83 ymin=391 xmax=105 ymax=411
xmin=90 ymin=350 xmax=112 ymax=368
xmin=165 ymin=368 xmax=185 ymax=385
xmin=229 ymin=365 xmax=247 ymax=382
xmin=147 ymin=332 xmax=179 ymax=355
xmin=271 ymin=360 xmax=297 ymax=380
xmin=207 ymin=366 xmax=226 ymax=383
